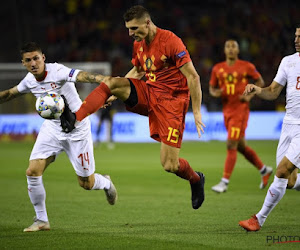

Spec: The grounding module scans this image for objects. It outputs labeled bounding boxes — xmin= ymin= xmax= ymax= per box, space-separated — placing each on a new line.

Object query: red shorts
xmin=125 ymin=78 xmax=189 ymax=148
xmin=224 ymin=110 xmax=249 ymax=141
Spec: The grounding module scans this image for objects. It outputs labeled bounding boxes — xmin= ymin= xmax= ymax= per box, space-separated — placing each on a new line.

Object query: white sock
xmin=259 ymin=165 xmax=266 ymax=175
xmin=292 ymin=173 xmax=300 ymax=191
xmin=92 ymin=173 xmax=111 ymax=190
xmin=256 ymin=176 xmax=288 ymax=226
xmin=221 ymin=178 xmax=229 ymax=184
xmin=27 ymin=176 xmax=48 ymax=222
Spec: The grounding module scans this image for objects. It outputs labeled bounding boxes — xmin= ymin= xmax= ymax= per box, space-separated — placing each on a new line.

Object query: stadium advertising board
xmin=0 ymin=111 xmax=284 ymax=142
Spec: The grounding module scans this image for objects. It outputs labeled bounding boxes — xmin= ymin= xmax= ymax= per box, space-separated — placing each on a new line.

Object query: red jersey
xmin=131 ymin=28 xmax=191 ymax=98
xmin=209 ymin=59 xmax=261 ymax=115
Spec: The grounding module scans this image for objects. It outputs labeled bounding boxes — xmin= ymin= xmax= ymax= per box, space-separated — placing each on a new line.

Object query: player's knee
xmin=78 ymin=175 xmax=94 ymax=190
xmin=275 ymin=166 xmax=290 ymax=179
xmin=79 ymin=181 xmax=93 ymax=190
xmin=162 ymin=160 xmax=178 ymax=173
xmin=226 ymin=141 xmax=238 ymax=150
xmin=26 ymin=168 xmax=33 ymax=176
xmin=105 ymin=76 xmax=119 ymax=90
xmin=26 ymin=167 xmax=39 ymax=176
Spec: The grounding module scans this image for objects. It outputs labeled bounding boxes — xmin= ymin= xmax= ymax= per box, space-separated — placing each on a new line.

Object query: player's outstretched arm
xmin=75 ymin=71 xmax=109 ymax=84
xmin=243 ymin=81 xmax=284 ymax=100
xmin=240 ymin=76 xmax=265 ymax=102
xmin=180 ymin=62 xmax=205 ymax=138
xmin=254 ymin=76 xmax=265 ymax=88
xmin=0 ymin=86 xmax=22 ymax=104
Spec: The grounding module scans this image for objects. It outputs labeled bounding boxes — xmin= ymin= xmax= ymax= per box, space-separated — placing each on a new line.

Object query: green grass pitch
xmin=0 ymin=141 xmax=299 ymax=249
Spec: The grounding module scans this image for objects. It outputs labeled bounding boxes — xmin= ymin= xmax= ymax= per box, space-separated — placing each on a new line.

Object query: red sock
xmin=223 ymin=149 xmax=237 ymax=180
xmin=243 ymin=146 xmax=264 ymax=170
xmin=76 ymin=83 xmax=111 ymax=121
xmin=176 ymin=158 xmax=200 ymax=184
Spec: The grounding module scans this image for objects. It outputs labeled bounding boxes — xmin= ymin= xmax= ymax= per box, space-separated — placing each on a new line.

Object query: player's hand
xmin=243 ymin=84 xmax=261 ymax=96
xmin=239 ymin=94 xmax=254 ymax=102
xmin=210 ymin=87 xmax=223 ymax=98
xmin=102 ymin=95 xmax=117 ymax=109
xmin=194 ymin=112 xmax=206 ymax=138
xmin=213 ymin=88 xmax=223 ymax=97
xmin=60 ymin=95 xmax=76 ymax=133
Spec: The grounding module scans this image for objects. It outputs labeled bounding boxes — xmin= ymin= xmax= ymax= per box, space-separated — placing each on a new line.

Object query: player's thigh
xmin=151 ymin=97 xmax=189 ymax=148
xmin=276 ymin=156 xmax=297 ymax=178
xmin=64 ymin=134 xmax=95 ymax=177
xmin=280 ymin=124 xmax=300 ymax=169
xmin=287 ymin=168 xmax=299 ymax=188
xmin=125 ymin=79 xmax=149 ymax=116
xmin=276 ymin=123 xmax=293 ymax=166
xmin=227 ymin=139 xmax=240 ymax=150
xmin=237 ymin=137 xmax=246 ymax=152
xmin=28 ymin=123 xmax=64 ymax=175
xmin=27 ymin=156 xmax=55 ymax=176
xmin=77 ymin=174 xmax=95 ymax=190
xmin=160 ymin=142 xmax=180 ymax=172
xmin=108 ymin=77 xmax=131 ymax=101
xmin=30 ymin=123 xmax=64 ymax=161
xmin=226 ymin=118 xmax=245 ymax=141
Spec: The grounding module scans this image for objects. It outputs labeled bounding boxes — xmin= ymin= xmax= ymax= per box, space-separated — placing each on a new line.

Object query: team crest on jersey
xmin=227 ymin=74 xmax=234 ymax=83
xmin=145 ymin=58 xmax=153 ymax=70
xmin=225 ymin=72 xmax=238 ymax=84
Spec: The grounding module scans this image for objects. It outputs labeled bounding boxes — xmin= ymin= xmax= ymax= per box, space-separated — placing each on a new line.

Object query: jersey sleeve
xmin=55 ymin=63 xmax=81 ymax=83
xmin=17 ymin=73 xmax=31 ymax=93
xmin=273 ymin=57 xmax=287 ymax=86
xmin=209 ymin=66 xmax=219 ymax=87
xmin=131 ymin=42 xmax=141 ymax=67
xmin=167 ymin=34 xmax=191 ymax=68
xmin=247 ymin=62 xmax=261 ymax=80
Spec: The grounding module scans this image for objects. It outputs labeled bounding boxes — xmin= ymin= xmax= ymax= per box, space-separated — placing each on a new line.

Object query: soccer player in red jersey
xmin=61 ymin=5 xmax=206 ymax=209
xmin=209 ymin=39 xmax=273 ymax=193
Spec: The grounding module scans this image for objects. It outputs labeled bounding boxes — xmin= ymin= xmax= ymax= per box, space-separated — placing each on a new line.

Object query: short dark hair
xmin=20 ymin=42 xmax=43 ymax=57
xmin=296 ymin=23 xmax=300 ymax=29
xmin=123 ymin=5 xmax=150 ymax=22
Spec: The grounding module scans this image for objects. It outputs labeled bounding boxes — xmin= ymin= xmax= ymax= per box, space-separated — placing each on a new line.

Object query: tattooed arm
xmin=0 ymin=86 xmax=23 ymax=104
xmin=75 ymin=71 xmax=109 ymax=84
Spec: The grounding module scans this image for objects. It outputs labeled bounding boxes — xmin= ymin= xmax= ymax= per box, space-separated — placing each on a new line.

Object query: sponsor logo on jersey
xmin=69 ymin=69 xmax=75 ymax=77
xmin=176 ymin=51 xmax=186 ymax=58
xmin=287 ymin=63 xmax=296 ymax=68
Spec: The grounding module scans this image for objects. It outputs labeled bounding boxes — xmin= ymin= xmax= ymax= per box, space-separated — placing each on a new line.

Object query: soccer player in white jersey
xmin=239 ymin=26 xmax=300 ymax=231
xmin=0 ymin=42 xmax=117 ymax=232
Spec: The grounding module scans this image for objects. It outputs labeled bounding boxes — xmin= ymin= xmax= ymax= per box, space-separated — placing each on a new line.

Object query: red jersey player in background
xmin=60 ymin=5 xmax=206 ymax=209
xmin=209 ymin=39 xmax=273 ymax=193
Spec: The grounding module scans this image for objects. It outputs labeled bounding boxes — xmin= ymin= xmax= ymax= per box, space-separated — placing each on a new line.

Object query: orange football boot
xmin=239 ymin=215 xmax=261 ymax=232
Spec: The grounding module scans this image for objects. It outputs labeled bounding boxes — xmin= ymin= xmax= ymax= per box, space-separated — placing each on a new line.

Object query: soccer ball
xmin=35 ymin=92 xmax=65 ymax=119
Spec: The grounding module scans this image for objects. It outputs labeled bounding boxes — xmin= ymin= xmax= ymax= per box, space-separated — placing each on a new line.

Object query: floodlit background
xmin=0 ymin=0 xmax=299 ymax=112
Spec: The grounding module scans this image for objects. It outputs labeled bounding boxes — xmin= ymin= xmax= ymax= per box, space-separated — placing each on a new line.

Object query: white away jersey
xmin=274 ymin=52 xmax=300 ymax=124
xmin=17 ymin=63 xmax=90 ymax=140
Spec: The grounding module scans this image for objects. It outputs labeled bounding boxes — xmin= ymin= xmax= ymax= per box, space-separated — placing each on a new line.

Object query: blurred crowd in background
xmin=1 ymin=0 xmax=299 ymax=112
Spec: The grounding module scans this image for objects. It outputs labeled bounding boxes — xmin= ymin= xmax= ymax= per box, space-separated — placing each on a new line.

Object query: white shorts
xmin=30 ymin=119 xmax=95 ymax=177
xmin=276 ymin=123 xmax=300 ymax=169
